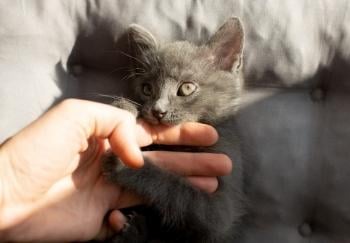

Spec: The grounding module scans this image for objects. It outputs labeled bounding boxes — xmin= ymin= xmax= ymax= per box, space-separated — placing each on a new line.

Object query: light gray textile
xmin=1 ymin=1 xmax=350 ymax=242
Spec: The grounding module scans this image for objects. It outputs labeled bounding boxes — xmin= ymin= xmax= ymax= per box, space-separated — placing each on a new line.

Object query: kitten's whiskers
xmin=89 ymin=93 xmax=141 ymax=107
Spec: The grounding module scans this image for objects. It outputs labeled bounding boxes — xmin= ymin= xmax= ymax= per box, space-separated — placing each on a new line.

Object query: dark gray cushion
xmin=1 ymin=0 xmax=350 ymax=242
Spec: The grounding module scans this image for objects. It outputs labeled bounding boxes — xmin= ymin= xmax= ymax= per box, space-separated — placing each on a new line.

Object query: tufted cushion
xmin=1 ymin=0 xmax=350 ymax=242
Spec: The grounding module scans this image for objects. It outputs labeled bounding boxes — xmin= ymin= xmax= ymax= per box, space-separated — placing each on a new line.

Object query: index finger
xmin=136 ymin=120 xmax=219 ymax=147
xmin=143 ymin=151 xmax=232 ymax=177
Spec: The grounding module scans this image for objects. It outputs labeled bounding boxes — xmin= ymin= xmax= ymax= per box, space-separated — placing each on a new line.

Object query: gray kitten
xmin=103 ymin=17 xmax=245 ymax=243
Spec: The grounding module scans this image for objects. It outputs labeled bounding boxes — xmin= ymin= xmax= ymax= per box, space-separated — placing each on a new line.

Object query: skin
xmin=0 ymin=99 xmax=232 ymax=242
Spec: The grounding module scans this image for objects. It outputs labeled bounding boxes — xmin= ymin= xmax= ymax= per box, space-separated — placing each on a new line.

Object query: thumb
xmin=56 ymin=99 xmax=144 ymax=168
xmin=108 ymin=113 xmax=144 ymax=168
xmin=94 ymin=210 xmax=127 ymax=240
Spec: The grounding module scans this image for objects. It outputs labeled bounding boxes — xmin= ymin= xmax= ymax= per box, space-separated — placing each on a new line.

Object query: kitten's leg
xmin=108 ymin=212 xmax=148 ymax=243
xmin=102 ymin=153 xmax=243 ymax=242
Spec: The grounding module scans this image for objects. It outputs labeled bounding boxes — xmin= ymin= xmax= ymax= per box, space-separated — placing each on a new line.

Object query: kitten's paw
xmin=102 ymin=152 xmax=127 ymax=183
xmin=121 ymin=212 xmax=138 ymax=233
xmin=126 ymin=211 xmax=138 ymax=221
xmin=109 ymin=212 xmax=148 ymax=243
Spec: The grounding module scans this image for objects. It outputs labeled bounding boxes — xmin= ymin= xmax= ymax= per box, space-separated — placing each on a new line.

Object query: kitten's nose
xmin=152 ymin=109 xmax=167 ymax=120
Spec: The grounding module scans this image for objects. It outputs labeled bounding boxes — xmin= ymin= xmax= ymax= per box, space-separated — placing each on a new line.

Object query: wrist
xmin=0 ymin=143 xmax=34 ymax=235
xmin=0 ymin=143 xmax=16 ymax=231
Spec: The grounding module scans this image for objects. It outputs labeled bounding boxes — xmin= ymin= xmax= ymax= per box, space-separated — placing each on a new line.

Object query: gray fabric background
xmin=1 ymin=1 xmax=350 ymax=242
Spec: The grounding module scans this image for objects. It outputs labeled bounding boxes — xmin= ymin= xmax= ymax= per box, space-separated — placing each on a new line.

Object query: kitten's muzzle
xmin=152 ymin=109 xmax=167 ymax=120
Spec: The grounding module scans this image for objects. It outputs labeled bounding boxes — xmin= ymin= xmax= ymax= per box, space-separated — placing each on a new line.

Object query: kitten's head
xmin=126 ymin=18 xmax=244 ymax=125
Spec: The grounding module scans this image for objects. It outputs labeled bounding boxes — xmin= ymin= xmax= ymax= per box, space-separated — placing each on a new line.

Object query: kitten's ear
xmin=127 ymin=24 xmax=158 ymax=53
xmin=207 ymin=17 xmax=244 ymax=71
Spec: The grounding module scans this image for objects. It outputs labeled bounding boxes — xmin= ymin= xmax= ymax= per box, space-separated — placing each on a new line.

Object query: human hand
xmin=0 ymin=99 xmax=232 ymax=242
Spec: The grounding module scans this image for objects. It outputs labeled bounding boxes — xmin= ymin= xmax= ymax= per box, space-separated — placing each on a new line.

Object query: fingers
xmin=55 ymin=99 xmax=219 ymax=169
xmin=144 ymin=151 xmax=232 ymax=193
xmin=94 ymin=210 xmax=126 ymax=240
xmin=136 ymin=120 xmax=219 ymax=147
xmin=143 ymin=151 xmax=232 ymax=177
xmin=51 ymin=99 xmax=220 ymax=170
xmin=187 ymin=176 xmax=218 ymax=193
xmin=108 ymin=210 xmax=127 ymax=232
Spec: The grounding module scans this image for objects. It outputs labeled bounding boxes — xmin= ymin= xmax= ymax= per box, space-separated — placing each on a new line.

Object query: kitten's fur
xmin=103 ymin=18 xmax=245 ymax=243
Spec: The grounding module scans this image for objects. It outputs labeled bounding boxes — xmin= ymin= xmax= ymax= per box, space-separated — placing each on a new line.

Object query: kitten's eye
xmin=142 ymin=83 xmax=152 ymax=96
xmin=177 ymin=82 xmax=197 ymax=96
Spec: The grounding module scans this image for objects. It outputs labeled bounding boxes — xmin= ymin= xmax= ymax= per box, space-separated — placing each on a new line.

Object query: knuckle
xmin=58 ymin=98 xmax=83 ymax=114
xmin=208 ymin=153 xmax=232 ymax=175
xmin=122 ymin=110 xmax=137 ymax=125
xmin=59 ymin=98 xmax=79 ymax=108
